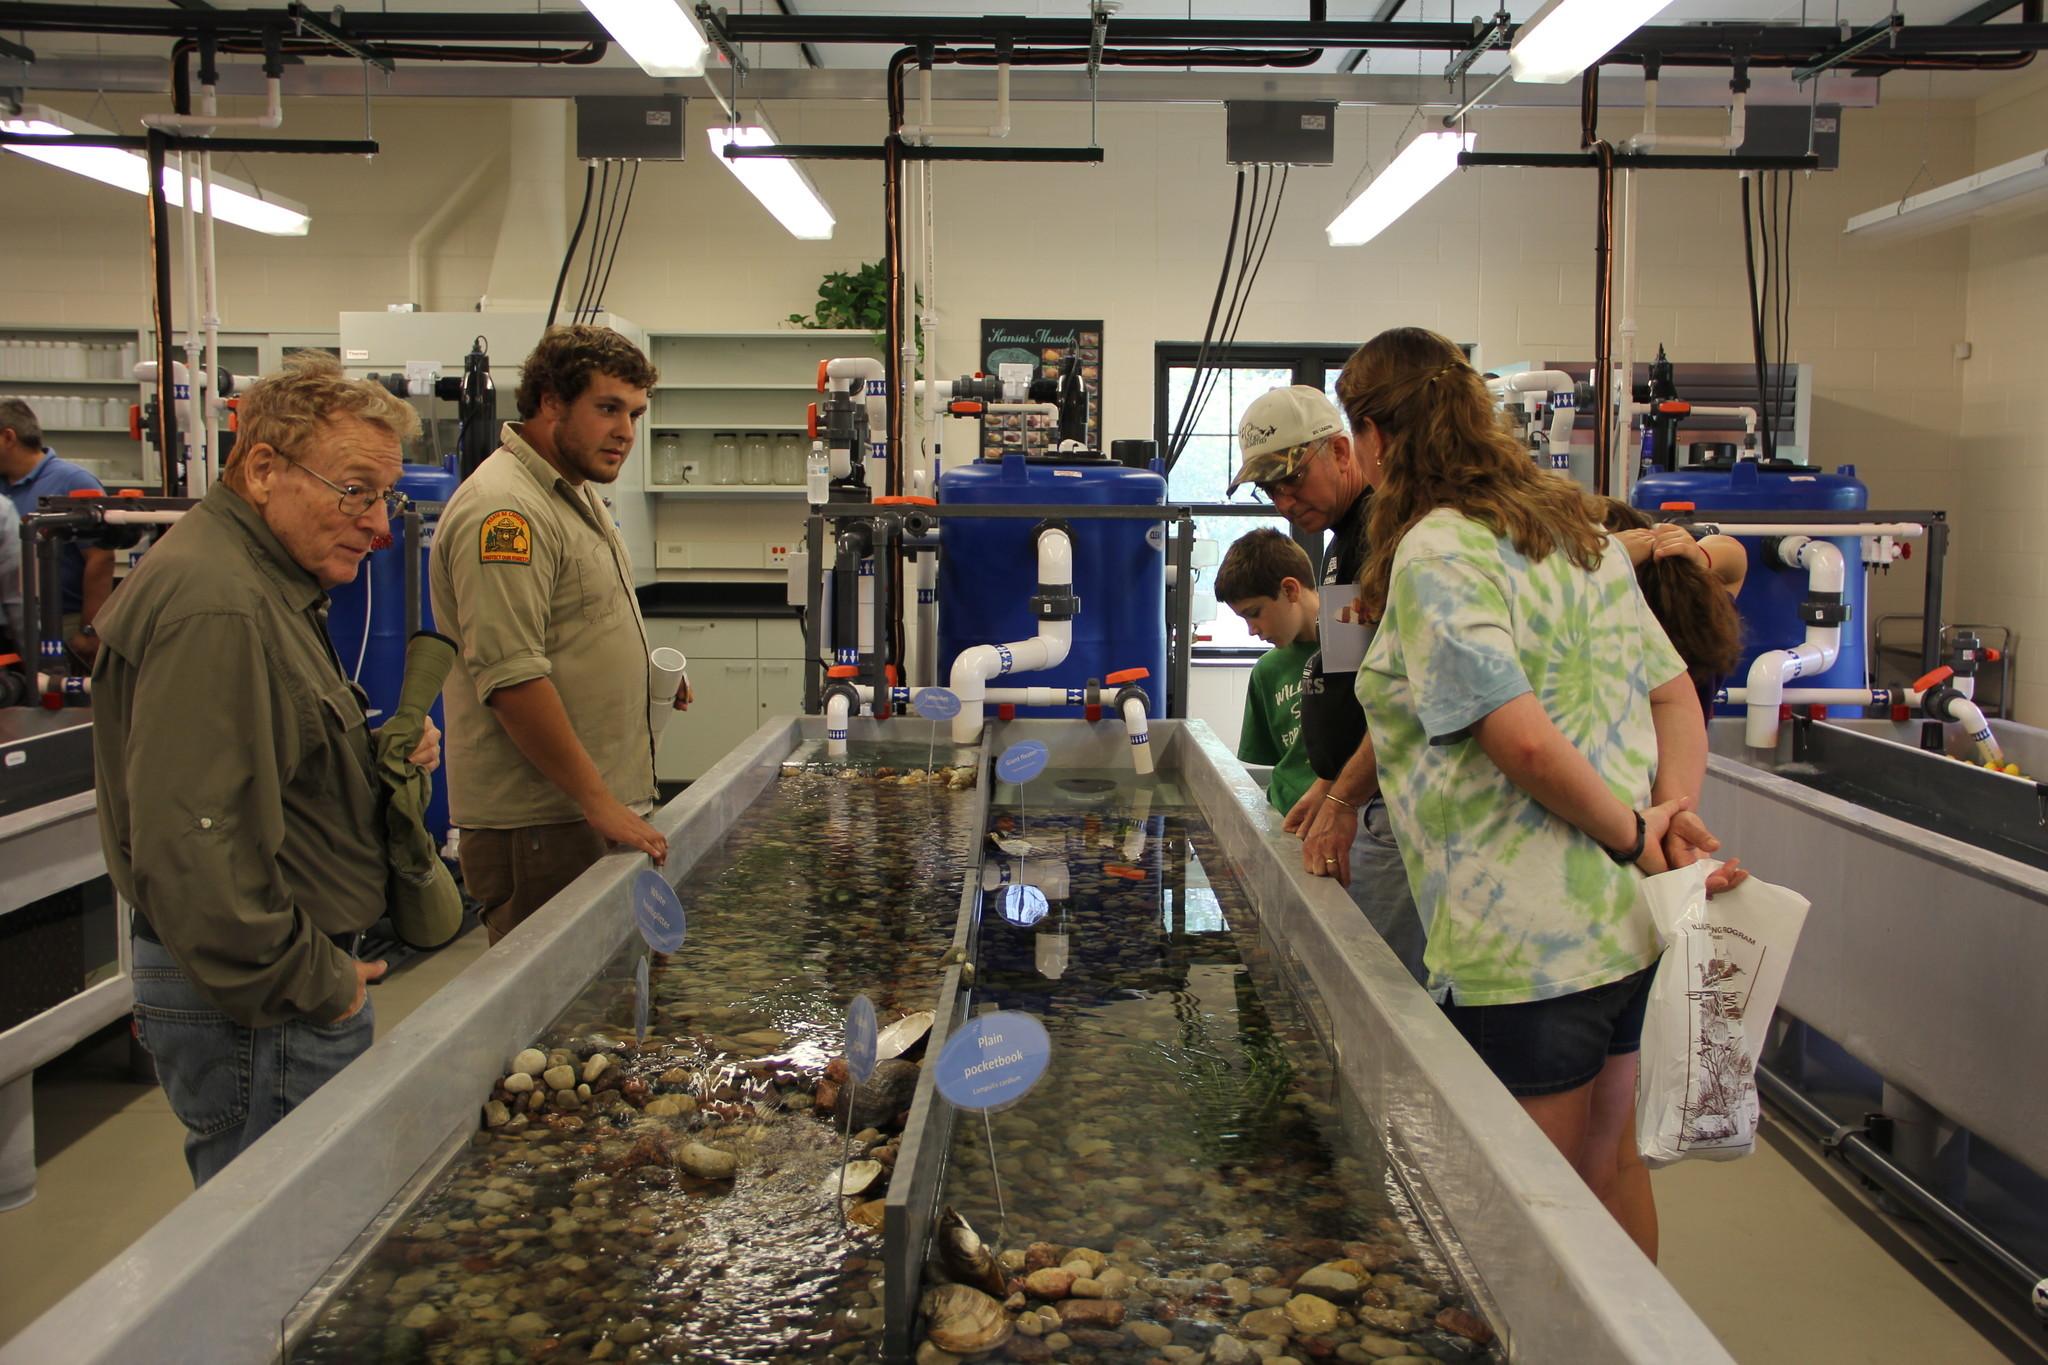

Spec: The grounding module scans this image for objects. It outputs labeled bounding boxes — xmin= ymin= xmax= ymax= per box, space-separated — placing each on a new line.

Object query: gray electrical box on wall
xmin=1738 ymin=104 xmax=1841 ymax=171
xmin=1225 ymin=101 xmax=1338 ymax=166
xmin=575 ymin=96 xmax=687 ymax=161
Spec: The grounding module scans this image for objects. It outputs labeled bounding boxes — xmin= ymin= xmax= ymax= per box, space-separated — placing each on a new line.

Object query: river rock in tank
xmin=1053 ymin=1298 xmax=1124 ymax=1329
xmin=1283 ymin=1295 xmax=1338 ymax=1335
xmin=677 ymin=1142 xmax=738 ymax=1179
xmin=1208 ymin=1335 xmax=1259 ymax=1365
xmin=512 ymin=1048 xmax=546 ymax=1077
xmin=1292 ymin=1267 xmax=1360 ymax=1303
xmin=834 ymin=1057 xmax=920 ymax=1131
xmin=1023 ymin=1268 xmax=1075 ymax=1300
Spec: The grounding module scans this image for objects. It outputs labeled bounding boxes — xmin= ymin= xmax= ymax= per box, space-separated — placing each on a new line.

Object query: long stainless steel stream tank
xmin=4 ymin=718 xmax=1734 ymax=1364
xmin=1700 ymin=716 xmax=2048 ymax=1179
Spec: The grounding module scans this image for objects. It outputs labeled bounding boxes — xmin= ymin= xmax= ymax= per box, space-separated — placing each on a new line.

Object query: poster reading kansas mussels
xmin=979 ymin=318 xmax=1104 ymax=459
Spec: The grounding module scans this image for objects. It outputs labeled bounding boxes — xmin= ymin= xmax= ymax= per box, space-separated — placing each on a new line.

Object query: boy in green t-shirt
xmin=1218 ymin=528 xmax=1320 ymax=818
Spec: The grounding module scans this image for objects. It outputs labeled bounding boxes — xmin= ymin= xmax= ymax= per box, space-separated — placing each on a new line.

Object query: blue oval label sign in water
xmin=934 ymin=1010 xmax=1052 ymax=1112
xmin=996 ymin=740 xmax=1050 ymax=786
xmin=633 ymin=870 xmax=687 ymax=954
xmin=912 ymin=686 xmax=961 ymax=720
xmin=633 ymin=955 xmax=651 ymax=1043
xmin=845 ymin=994 xmax=878 ymax=1087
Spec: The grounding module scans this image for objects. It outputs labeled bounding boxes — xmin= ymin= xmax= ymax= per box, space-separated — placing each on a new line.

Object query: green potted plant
xmin=788 ymin=260 xmax=921 ymax=354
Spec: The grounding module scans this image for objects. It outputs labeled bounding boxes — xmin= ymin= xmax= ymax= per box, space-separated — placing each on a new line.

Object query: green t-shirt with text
xmin=1238 ymin=639 xmax=1317 ymax=819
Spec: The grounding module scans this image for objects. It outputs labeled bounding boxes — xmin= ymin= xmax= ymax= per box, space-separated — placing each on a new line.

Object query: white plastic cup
xmin=649 ymin=646 xmax=689 ymax=737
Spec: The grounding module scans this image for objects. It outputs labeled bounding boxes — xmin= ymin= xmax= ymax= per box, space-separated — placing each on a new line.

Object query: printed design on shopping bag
xmin=1679 ymin=923 xmax=1765 ymax=1151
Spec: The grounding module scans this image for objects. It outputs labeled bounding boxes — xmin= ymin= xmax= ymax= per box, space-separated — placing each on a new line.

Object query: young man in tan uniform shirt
xmin=432 ymin=326 xmax=686 ymax=944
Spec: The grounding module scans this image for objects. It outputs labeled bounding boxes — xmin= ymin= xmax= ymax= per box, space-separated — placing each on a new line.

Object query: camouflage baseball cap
xmin=1228 ymin=385 xmax=1345 ymax=494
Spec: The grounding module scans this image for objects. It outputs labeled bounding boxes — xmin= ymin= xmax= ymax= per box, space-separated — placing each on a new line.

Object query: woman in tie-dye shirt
xmin=1338 ymin=327 xmax=1739 ymax=1262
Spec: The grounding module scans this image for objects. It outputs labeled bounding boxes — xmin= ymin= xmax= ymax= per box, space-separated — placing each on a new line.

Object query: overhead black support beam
xmin=1461 ymin=150 xmax=1821 ymax=171
xmin=285 ymin=3 xmax=395 ymax=74
xmin=1793 ymin=13 xmax=1905 ymax=83
xmin=724 ymin=142 xmax=1104 ymax=164
xmin=0 ymin=130 xmax=379 ymax=155
xmin=0 ymin=33 xmax=33 ymax=63
xmin=1945 ymin=0 xmax=2027 ymax=24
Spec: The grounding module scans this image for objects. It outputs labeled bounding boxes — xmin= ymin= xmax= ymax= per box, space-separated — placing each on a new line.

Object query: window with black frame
xmin=1154 ymin=342 xmax=1357 ymax=655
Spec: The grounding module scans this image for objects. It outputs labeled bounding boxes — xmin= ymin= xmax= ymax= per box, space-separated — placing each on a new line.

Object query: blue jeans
xmin=130 ymin=936 xmax=375 ymax=1186
xmin=1350 ymin=799 xmax=1429 ymax=987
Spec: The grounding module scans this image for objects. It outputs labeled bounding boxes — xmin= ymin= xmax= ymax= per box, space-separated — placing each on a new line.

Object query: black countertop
xmin=636 ymin=582 xmax=801 ymax=619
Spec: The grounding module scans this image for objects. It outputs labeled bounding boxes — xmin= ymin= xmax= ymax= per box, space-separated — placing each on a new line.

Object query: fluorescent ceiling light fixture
xmin=579 ymin=0 xmax=707 ymax=79
xmin=707 ymin=119 xmax=835 ymax=241
xmin=1327 ymin=130 xmax=1473 ymax=247
xmin=1844 ymin=149 xmax=2048 ymax=240
xmin=2 ymin=106 xmax=310 ymax=235
xmin=1509 ymin=0 xmax=1675 ymax=85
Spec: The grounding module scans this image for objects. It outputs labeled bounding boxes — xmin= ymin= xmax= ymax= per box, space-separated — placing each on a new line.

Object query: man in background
xmin=0 ymin=398 xmax=114 ymax=664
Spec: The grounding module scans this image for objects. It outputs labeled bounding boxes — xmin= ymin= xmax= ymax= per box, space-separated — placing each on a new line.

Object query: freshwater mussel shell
xmin=937 ymin=1206 xmax=1009 ymax=1298
xmin=921 ymin=1283 xmax=1013 ymax=1356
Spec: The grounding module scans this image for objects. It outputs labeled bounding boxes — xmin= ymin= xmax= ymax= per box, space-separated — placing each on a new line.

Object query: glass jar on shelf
xmin=741 ymin=433 xmax=772 ymax=486
xmin=709 ymin=433 xmax=740 ymax=485
xmin=654 ymin=434 xmax=685 ymax=486
xmin=773 ymin=434 xmax=807 ymax=486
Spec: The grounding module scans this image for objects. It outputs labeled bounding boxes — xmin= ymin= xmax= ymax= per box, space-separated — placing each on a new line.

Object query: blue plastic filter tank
xmin=937 ymin=452 xmax=1167 ymax=717
xmin=325 ymin=461 xmax=460 ymax=840
xmin=1632 ymin=460 xmax=1870 ymax=715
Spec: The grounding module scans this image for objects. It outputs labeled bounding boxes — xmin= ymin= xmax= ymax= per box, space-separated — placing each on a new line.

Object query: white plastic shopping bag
xmin=1636 ymin=860 xmax=1811 ymax=1168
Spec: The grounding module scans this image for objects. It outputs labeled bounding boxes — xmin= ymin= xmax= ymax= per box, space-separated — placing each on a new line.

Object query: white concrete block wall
xmin=0 ymin=82 xmax=2031 ymax=668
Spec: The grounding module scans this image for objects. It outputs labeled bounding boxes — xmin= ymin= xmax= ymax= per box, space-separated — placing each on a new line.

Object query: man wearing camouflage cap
xmin=1229 ymin=385 xmax=1425 ymax=984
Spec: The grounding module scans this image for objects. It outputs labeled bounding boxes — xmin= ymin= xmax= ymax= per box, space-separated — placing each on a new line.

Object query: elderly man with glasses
xmin=92 ymin=352 xmax=442 ymax=1185
xmin=1229 ymin=385 xmax=1426 ymax=985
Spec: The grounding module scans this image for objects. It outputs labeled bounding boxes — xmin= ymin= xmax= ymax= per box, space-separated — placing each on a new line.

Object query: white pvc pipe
xmin=981 ymin=858 xmax=1070 ymax=899
xmin=98 ymin=510 xmax=187 ymax=525
xmin=141 ymin=75 xmax=283 ymax=134
xmin=988 ymin=402 xmax=1060 ymax=421
xmin=825 ymin=690 xmax=853 ymax=758
xmin=1722 ymin=687 xmax=1922 ymax=707
xmin=1487 ymin=370 xmax=1577 ymax=397
xmin=174 ymin=147 xmax=206 ymax=495
xmin=1627 ymin=81 xmax=1746 ymax=153
xmin=1615 ymin=165 xmax=1640 ymax=490
xmin=1122 ymin=694 xmax=1154 ymax=776
xmin=1123 ymin=787 xmax=1153 ymax=863
xmin=950 ymin=529 xmax=1074 ymax=743
xmin=1940 ymin=693 xmax=2003 ymax=763
xmin=901 ymin=62 xmax=1012 ymax=139
xmin=198 ymin=100 xmax=220 ymax=491
xmin=1744 ymin=537 xmax=1846 ymax=748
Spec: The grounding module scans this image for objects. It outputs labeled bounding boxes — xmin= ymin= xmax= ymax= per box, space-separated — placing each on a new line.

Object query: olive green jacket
xmin=93 ymin=485 xmax=385 ymax=1028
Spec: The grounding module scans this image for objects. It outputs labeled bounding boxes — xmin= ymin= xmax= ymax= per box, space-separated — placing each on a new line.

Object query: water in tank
xmin=938 ymin=451 xmax=1167 ymax=716
xmin=1633 ymin=458 xmax=1869 ymax=715
xmin=325 ymin=460 xmax=460 ymax=840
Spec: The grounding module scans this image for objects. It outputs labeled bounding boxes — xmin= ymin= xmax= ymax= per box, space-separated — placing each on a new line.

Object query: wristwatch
xmin=1604 ymin=810 xmax=1647 ymax=866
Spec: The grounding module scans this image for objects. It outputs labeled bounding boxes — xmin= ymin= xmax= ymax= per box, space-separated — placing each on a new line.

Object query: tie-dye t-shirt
xmin=1357 ymin=509 xmax=1687 ymax=1006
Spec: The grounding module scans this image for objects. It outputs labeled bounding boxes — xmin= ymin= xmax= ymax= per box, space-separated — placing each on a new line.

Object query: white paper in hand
xmin=1636 ymin=861 xmax=1810 ymax=1168
xmin=1316 ymin=593 xmax=1371 ymax=673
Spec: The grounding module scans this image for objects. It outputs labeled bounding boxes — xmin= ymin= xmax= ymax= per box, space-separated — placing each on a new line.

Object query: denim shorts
xmin=1440 ymin=965 xmax=1657 ymax=1098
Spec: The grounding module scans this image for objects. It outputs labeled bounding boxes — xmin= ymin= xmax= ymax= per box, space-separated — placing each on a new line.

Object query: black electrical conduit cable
xmin=546 ymin=163 xmax=595 ymax=330
xmin=586 ymin=161 xmax=640 ymax=326
xmin=1167 ymin=168 xmax=1247 ymax=469
xmin=574 ymin=160 xmax=613 ymax=326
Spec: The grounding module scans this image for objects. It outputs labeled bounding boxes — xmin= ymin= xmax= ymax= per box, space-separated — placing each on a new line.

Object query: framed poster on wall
xmin=979 ymin=318 xmax=1103 ymax=460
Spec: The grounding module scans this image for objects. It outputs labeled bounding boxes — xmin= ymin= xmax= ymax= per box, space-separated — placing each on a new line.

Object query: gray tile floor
xmin=2 ymin=929 xmax=2040 ymax=1361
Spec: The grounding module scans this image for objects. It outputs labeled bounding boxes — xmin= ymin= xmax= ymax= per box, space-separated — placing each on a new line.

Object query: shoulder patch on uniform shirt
xmin=479 ymin=509 xmax=532 ymax=564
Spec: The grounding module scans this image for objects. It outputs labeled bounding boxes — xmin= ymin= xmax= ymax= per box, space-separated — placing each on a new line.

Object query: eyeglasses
xmin=1248 ymin=445 xmax=1323 ymax=504
xmin=286 ymin=458 xmax=409 ymax=520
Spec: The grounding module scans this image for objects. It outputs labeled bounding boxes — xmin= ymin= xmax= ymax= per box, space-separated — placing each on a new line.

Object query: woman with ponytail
xmin=1598 ymin=500 xmax=1746 ymax=724
xmin=1339 ymin=326 xmax=1741 ymax=1260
